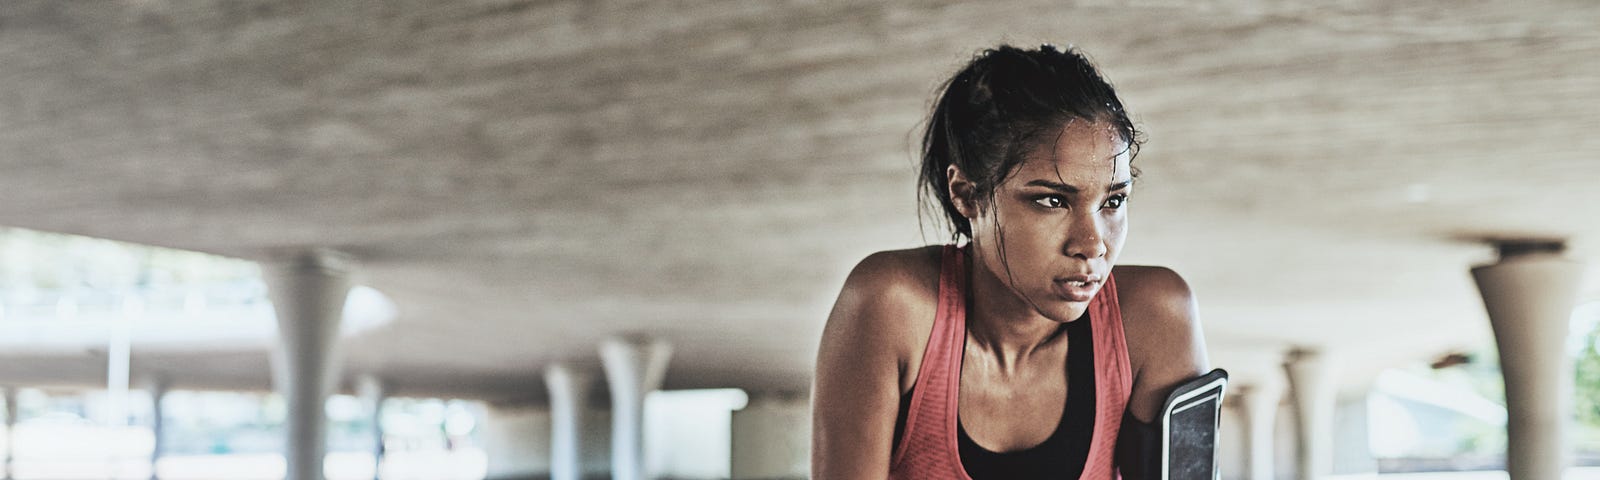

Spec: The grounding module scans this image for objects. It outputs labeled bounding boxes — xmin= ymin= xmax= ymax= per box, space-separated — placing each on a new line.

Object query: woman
xmin=812 ymin=44 xmax=1210 ymax=479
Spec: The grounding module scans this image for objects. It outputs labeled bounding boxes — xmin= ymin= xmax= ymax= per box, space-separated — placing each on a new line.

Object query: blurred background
xmin=0 ymin=1 xmax=1597 ymax=479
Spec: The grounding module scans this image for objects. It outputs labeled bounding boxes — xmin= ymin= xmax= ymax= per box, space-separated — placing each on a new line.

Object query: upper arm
xmin=811 ymin=252 xmax=929 ymax=479
xmin=1115 ymin=266 xmax=1210 ymax=423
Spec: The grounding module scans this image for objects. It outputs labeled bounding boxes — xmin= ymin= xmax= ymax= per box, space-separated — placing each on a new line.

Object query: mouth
xmin=1053 ymin=274 xmax=1103 ymax=302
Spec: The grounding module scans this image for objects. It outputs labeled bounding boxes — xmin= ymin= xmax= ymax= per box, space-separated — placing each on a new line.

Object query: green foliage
xmin=1576 ymin=319 xmax=1600 ymax=428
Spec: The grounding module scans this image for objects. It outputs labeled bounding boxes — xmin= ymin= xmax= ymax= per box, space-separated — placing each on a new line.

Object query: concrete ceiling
xmin=2 ymin=0 xmax=1599 ymax=402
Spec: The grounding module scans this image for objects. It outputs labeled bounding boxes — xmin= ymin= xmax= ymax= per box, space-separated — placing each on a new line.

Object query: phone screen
xmin=1167 ymin=392 xmax=1219 ymax=480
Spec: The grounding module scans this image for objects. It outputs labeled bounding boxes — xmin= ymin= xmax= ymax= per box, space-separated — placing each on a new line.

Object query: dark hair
xmin=918 ymin=44 xmax=1142 ymax=240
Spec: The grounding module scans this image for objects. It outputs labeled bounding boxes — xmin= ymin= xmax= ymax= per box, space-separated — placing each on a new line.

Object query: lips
xmin=1053 ymin=274 xmax=1103 ymax=302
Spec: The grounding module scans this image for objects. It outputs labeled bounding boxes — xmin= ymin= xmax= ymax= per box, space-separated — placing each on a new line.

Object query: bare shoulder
xmin=811 ymin=246 xmax=947 ymax=476
xmin=824 ymin=246 xmax=944 ymax=390
xmin=841 ymin=246 xmax=943 ymax=306
xmin=1110 ymin=265 xmax=1209 ymax=422
xmin=1110 ymin=265 xmax=1196 ymax=324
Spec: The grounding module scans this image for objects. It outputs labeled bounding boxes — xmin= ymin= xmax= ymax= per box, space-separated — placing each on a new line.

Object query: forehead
xmin=1010 ymin=120 xmax=1131 ymax=184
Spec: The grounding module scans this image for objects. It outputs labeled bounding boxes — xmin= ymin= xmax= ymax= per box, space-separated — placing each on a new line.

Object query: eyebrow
xmin=1024 ymin=179 xmax=1134 ymax=194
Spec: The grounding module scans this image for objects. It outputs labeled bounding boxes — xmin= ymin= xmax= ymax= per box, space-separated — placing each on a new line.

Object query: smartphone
xmin=1160 ymin=368 xmax=1228 ymax=480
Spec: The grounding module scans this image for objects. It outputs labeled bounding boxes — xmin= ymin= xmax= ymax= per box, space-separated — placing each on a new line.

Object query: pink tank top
xmin=888 ymin=244 xmax=1133 ymax=480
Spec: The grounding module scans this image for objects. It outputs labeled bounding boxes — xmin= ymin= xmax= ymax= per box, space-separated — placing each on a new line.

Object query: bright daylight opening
xmin=0 ymin=227 xmax=470 ymax=480
xmin=1366 ymin=299 xmax=1600 ymax=475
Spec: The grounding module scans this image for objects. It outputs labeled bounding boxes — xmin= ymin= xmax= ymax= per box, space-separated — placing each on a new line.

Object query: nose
xmin=1064 ymin=210 xmax=1108 ymax=260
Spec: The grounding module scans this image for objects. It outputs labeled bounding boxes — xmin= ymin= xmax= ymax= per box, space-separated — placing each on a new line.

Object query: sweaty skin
xmin=812 ymin=121 xmax=1209 ymax=478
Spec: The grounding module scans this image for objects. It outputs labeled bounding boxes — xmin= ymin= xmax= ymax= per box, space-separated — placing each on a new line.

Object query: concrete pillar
xmin=142 ymin=376 xmax=170 ymax=480
xmin=1233 ymin=382 xmax=1283 ymax=480
xmin=355 ymin=375 xmax=386 ymax=480
xmin=1284 ymin=348 xmax=1336 ymax=480
xmin=600 ymin=337 xmax=672 ymax=480
xmin=1472 ymin=242 xmax=1585 ymax=480
xmin=107 ymin=296 xmax=137 ymax=427
xmin=265 ymin=250 xmax=354 ymax=480
xmin=544 ymin=363 xmax=594 ymax=480
xmin=4 ymin=386 xmax=16 ymax=480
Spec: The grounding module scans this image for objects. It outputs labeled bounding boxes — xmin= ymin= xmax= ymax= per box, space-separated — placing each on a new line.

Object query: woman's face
xmin=957 ymin=120 xmax=1132 ymax=323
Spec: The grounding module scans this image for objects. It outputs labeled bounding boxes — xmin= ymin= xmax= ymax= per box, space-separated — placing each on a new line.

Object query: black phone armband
xmin=1115 ymin=369 xmax=1229 ymax=480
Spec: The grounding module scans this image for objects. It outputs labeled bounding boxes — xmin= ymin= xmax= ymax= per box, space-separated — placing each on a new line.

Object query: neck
xmin=964 ymin=258 xmax=1071 ymax=372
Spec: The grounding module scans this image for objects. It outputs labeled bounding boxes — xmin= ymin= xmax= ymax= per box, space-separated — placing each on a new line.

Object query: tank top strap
xmin=888 ymin=244 xmax=970 ymax=479
xmin=1083 ymin=272 xmax=1134 ymax=479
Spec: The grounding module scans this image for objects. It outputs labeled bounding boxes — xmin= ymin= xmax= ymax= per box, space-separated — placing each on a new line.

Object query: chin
xmin=1042 ymin=301 xmax=1091 ymax=323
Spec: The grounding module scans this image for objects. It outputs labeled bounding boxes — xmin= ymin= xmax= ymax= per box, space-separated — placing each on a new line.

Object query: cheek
xmin=978 ymin=204 xmax=1053 ymax=258
xmin=1105 ymin=216 xmax=1129 ymax=253
xmin=993 ymin=204 xmax=1052 ymax=241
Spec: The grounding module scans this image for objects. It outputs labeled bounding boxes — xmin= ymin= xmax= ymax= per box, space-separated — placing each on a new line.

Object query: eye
xmin=1101 ymin=193 xmax=1129 ymax=210
xmin=1033 ymin=195 xmax=1066 ymax=209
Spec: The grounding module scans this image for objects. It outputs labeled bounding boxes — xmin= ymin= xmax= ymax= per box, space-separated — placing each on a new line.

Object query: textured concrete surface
xmin=0 ymin=0 xmax=1598 ymax=400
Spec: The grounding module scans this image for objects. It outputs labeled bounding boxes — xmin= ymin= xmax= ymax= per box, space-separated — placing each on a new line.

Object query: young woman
xmin=812 ymin=44 xmax=1210 ymax=479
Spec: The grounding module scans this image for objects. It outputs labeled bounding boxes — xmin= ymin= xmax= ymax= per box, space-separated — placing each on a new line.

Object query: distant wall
xmin=481 ymin=403 xmax=611 ymax=480
xmin=646 ymin=389 xmax=747 ymax=479
xmin=482 ymin=403 xmax=551 ymax=480
xmin=730 ymin=393 xmax=810 ymax=480
xmin=1333 ymin=391 xmax=1376 ymax=475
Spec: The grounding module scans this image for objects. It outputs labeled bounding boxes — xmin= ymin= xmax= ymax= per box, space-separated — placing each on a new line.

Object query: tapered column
xmin=1284 ymin=348 xmax=1336 ymax=480
xmin=1234 ymin=382 xmax=1283 ymax=480
xmin=107 ymin=297 xmax=136 ymax=428
xmin=600 ymin=337 xmax=672 ymax=480
xmin=4 ymin=386 xmax=15 ymax=480
xmin=1473 ymin=242 xmax=1585 ymax=480
xmin=544 ymin=363 xmax=595 ymax=480
xmin=355 ymin=375 xmax=386 ymax=480
xmin=266 ymin=250 xmax=354 ymax=480
xmin=143 ymin=376 xmax=170 ymax=480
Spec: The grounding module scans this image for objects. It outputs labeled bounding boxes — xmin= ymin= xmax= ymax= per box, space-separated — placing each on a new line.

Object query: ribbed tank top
xmin=888 ymin=244 xmax=1133 ymax=480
